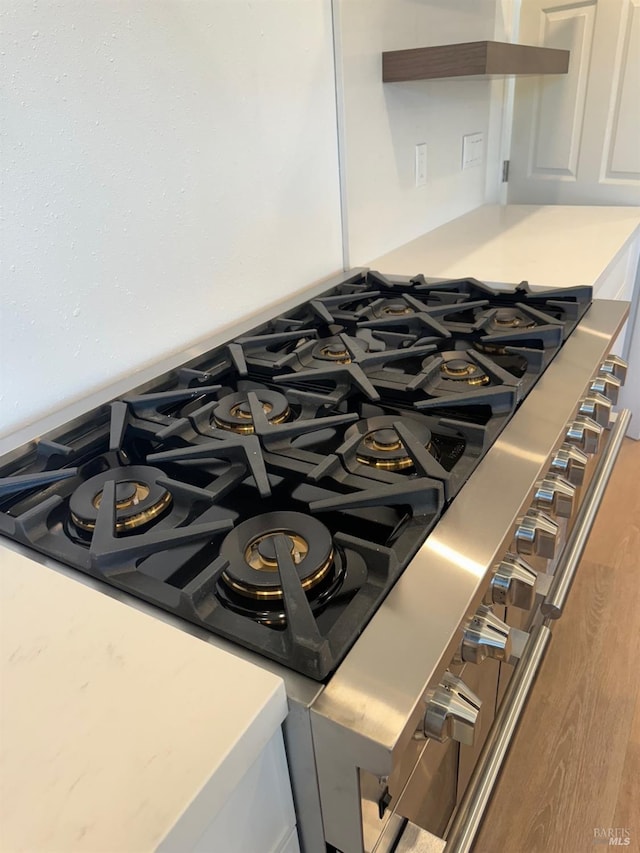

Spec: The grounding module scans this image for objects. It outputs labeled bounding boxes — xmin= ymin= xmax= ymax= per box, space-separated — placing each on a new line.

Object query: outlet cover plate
xmin=462 ymin=132 xmax=484 ymax=170
xmin=415 ymin=143 xmax=427 ymax=187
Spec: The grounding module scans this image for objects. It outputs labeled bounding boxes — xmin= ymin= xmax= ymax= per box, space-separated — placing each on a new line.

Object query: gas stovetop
xmin=0 ymin=271 xmax=591 ymax=679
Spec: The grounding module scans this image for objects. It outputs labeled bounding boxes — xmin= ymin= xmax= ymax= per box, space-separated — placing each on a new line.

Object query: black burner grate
xmin=0 ymin=269 xmax=592 ymax=679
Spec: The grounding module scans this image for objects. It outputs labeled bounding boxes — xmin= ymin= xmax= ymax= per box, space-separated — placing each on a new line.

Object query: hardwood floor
xmin=474 ymin=438 xmax=640 ymax=853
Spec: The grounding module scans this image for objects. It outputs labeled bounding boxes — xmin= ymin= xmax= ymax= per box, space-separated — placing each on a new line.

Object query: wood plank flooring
xmin=474 ymin=438 xmax=640 ymax=853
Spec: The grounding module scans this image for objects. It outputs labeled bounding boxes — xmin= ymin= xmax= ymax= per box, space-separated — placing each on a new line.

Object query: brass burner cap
xmin=383 ymin=302 xmax=412 ymax=315
xmin=320 ymin=343 xmax=351 ymax=363
xmin=247 ymin=532 xmax=309 ymax=572
xmin=440 ymin=357 xmax=491 ymax=386
xmin=492 ymin=308 xmax=535 ymax=329
xmin=220 ymin=513 xmax=335 ymax=601
xmin=213 ymin=390 xmax=291 ymax=434
xmin=364 ymin=428 xmax=403 ymax=452
xmin=70 ymin=467 xmax=173 ymax=533
xmin=441 ymin=358 xmax=475 ymax=377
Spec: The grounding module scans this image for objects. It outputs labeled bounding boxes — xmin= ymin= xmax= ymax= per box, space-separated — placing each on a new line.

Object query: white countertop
xmin=0 ymin=548 xmax=287 ymax=853
xmin=369 ymin=204 xmax=640 ymax=288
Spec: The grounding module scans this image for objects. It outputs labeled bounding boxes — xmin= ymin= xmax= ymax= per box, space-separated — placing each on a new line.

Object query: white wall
xmin=0 ymin=0 xmax=342 ymax=438
xmin=334 ymin=0 xmax=503 ymax=266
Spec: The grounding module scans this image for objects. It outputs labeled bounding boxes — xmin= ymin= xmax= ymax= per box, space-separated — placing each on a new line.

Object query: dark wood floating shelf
xmin=382 ymin=41 xmax=570 ymax=82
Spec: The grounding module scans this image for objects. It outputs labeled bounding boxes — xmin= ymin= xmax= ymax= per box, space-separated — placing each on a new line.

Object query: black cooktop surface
xmin=0 ymin=271 xmax=591 ymax=679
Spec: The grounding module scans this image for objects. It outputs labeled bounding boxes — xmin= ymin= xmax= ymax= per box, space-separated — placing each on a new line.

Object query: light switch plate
xmin=462 ymin=132 xmax=484 ymax=170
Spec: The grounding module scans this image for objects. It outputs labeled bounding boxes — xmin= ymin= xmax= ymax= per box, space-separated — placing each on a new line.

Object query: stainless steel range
xmin=0 ymin=269 xmax=629 ymax=853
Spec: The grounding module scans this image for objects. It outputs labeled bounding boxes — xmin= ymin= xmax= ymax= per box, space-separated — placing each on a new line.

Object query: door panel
xmin=509 ymin=0 xmax=640 ymax=204
xmin=530 ymin=3 xmax=596 ymax=178
xmin=604 ymin=0 xmax=640 ymax=180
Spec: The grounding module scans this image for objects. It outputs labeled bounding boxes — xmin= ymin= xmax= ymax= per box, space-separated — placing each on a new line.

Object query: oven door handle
xmin=541 ymin=407 xmax=631 ymax=619
xmin=394 ymin=621 xmax=552 ymax=853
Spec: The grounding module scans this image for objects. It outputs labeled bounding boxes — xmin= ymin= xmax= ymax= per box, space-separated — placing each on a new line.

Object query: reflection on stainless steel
xmin=424 ymin=538 xmax=486 ymax=578
xmin=550 ymin=444 xmax=588 ymax=486
xmin=600 ymin=353 xmax=628 ymax=382
xmin=533 ymin=474 xmax=575 ymax=518
xmin=482 ymin=439 xmax=547 ymax=467
xmin=590 ymin=373 xmax=621 ymax=404
xmin=578 ymin=391 xmax=613 ymax=427
xmin=514 ymin=509 xmax=558 ymax=558
xmin=422 ymin=673 xmax=481 ymax=746
xmin=542 ymin=409 xmax=631 ymax=619
xmin=487 ymin=554 xmax=537 ymax=610
xmin=457 ymin=606 xmax=512 ymax=665
xmin=566 ymin=415 xmax=602 ymax=454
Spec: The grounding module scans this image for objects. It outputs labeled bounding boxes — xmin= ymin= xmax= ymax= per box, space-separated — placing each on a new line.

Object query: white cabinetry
xmin=589 ymin=226 xmax=640 ymax=439
xmin=190 ymin=731 xmax=299 ymax=853
xmin=616 ymin=251 xmax=640 ymax=440
xmin=595 ymin=232 xmax=640 ymax=360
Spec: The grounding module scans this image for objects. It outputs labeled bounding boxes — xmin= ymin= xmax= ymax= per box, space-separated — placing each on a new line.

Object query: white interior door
xmin=508 ymin=0 xmax=640 ymax=204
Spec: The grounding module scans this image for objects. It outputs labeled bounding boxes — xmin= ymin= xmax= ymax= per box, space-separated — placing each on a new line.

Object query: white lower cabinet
xmin=593 ymin=231 xmax=640 ymax=438
xmin=192 ymin=729 xmax=299 ymax=853
xmin=603 ymin=235 xmax=640 ymax=360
